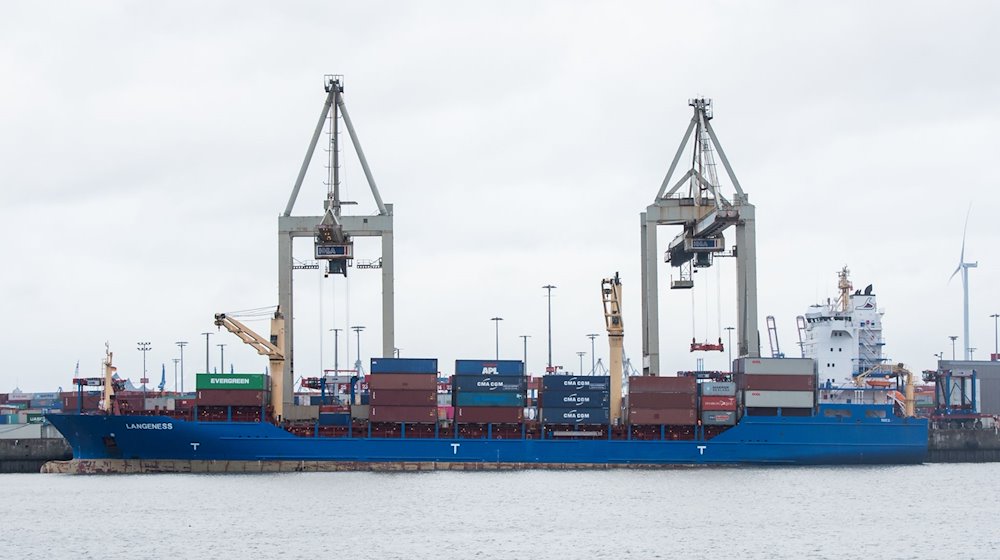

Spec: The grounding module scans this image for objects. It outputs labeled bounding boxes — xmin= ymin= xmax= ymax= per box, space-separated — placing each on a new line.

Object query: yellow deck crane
xmin=853 ymin=362 xmax=916 ymax=417
xmin=602 ymin=273 xmax=624 ymax=425
xmin=214 ymin=309 xmax=288 ymax=420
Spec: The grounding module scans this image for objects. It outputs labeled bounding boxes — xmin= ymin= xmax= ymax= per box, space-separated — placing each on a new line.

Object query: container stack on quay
xmin=625 ymin=376 xmax=698 ymax=427
xmin=195 ymin=373 xmax=268 ymax=422
xmin=735 ymin=357 xmax=816 ymax=416
xmin=453 ymin=360 xmax=526 ymax=424
xmin=700 ymin=381 xmax=738 ymax=426
xmin=1 ymin=391 xmax=65 ymax=426
xmin=368 ymin=358 xmax=439 ymax=424
xmin=540 ymin=375 xmax=612 ymax=426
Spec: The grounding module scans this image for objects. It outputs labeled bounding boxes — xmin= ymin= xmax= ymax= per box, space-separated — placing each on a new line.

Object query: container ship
xmin=44 ymin=79 xmax=928 ymax=471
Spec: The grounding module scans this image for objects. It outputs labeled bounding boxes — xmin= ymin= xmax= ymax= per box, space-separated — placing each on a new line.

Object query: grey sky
xmin=2 ymin=1 xmax=998 ymax=391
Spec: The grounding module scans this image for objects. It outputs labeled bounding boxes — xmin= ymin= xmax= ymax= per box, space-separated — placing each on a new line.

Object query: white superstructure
xmin=800 ymin=267 xmax=885 ymax=385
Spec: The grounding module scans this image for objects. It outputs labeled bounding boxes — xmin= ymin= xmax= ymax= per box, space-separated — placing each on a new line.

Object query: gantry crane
xmin=640 ymin=98 xmax=759 ymax=375
xmin=602 ymin=273 xmax=624 ymax=424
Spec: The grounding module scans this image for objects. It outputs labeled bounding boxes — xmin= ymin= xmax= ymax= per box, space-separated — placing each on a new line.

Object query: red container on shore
xmin=738 ymin=374 xmax=815 ymax=391
xmin=197 ymin=390 xmax=267 ymax=406
xmin=700 ymin=396 xmax=737 ymax=411
xmin=455 ymin=406 xmax=524 ymax=424
xmin=369 ymin=389 xmax=436 ymax=406
xmin=628 ymin=376 xmax=697 ymax=394
xmin=369 ymin=405 xmax=438 ymax=423
xmin=367 ymin=374 xmax=437 ymax=391
xmin=628 ymin=408 xmax=697 ymax=425
xmin=628 ymin=392 xmax=696 ymax=409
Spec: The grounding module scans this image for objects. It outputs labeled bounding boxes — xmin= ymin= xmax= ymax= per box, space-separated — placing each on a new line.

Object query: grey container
xmin=742 ymin=390 xmax=814 ymax=408
xmin=351 ymin=404 xmax=370 ymax=420
xmin=736 ymin=357 xmax=815 ymax=376
xmin=700 ymin=382 xmax=737 ymax=396
xmin=701 ymin=410 xmax=737 ymax=425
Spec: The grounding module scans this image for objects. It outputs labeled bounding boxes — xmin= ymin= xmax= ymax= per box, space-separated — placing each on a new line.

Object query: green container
xmin=196 ymin=373 xmax=267 ymax=391
xmin=26 ymin=413 xmax=45 ymax=424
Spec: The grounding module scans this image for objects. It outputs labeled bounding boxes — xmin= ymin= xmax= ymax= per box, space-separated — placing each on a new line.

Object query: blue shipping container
xmin=541 ymin=375 xmax=611 ymax=392
xmin=541 ymin=407 xmax=610 ymax=424
xmin=454 ymin=392 xmax=526 ymax=407
xmin=700 ymin=382 xmax=737 ymax=396
xmin=360 ymin=393 xmax=370 ymax=405
xmin=455 ymin=360 xmax=524 ymax=376
xmin=370 ymin=358 xmax=438 ymax=374
xmin=318 ymin=413 xmax=351 ymax=426
xmin=540 ymin=390 xmax=609 ymax=408
xmin=453 ymin=375 xmax=525 ymax=393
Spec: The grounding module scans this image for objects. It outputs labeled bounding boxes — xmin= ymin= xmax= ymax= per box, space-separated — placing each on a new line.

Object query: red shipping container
xmin=628 ymin=408 xmax=697 ymax=425
xmin=628 ymin=392 xmax=696 ymax=408
xmin=197 ymin=390 xmax=267 ymax=406
xmin=455 ymin=406 xmax=524 ymax=424
xmin=700 ymin=396 xmax=737 ymax=411
xmin=175 ymin=399 xmax=197 ymax=410
xmin=369 ymin=389 xmax=436 ymax=406
xmin=369 ymin=405 xmax=437 ymax=423
xmin=738 ymin=374 xmax=815 ymax=391
xmin=367 ymin=374 xmax=437 ymax=391
xmin=0 ymin=394 xmax=8 ymax=405
xmin=628 ymin=376 xmax=697 ymax=394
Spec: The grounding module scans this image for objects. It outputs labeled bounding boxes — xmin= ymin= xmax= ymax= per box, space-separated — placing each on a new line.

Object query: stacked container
xmin=735 ymin=357 xmax=816 ymax=415
xmin=540 ymin=375 xmax=611 ymax=425
xmin=700 ymin=381 xmax=738 ymax=425
xmin=453 ymin=360 xmax=526 ymax=424
xmin=626 ymin=376 xmax=697 ymax=425
xmin=196 ymin=373 xmax=268 ymax=406
xmin=368 ymin=358 xmax=438 ymax=423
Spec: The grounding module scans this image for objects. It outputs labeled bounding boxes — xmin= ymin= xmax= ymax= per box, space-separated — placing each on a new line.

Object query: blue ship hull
xmin=46 ymin=407 xmax=928 ymax=466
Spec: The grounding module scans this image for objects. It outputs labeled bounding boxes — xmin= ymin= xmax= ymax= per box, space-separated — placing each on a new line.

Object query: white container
xmin=743 ymin=390 xmax=814 ymax=408
xmin=736 ymin=357 xmax=815 ymax=376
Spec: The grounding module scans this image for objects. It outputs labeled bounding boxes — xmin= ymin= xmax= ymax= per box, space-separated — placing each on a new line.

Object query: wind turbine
xmin=949 ymin=207 xmax=978 ymax=361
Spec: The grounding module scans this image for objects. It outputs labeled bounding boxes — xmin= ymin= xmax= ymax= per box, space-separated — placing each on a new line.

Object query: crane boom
xmin=214 ymin=309 xmax=288 ymax=420
xmin=214 ymin=313 xmax=284 ymax=359
xmin=602 ymin=273 xmax=624 ymax=425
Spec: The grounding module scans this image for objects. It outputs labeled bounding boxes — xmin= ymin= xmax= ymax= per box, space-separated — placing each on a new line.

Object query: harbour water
xmin=2 ymin=464 xmax=997 ymax=559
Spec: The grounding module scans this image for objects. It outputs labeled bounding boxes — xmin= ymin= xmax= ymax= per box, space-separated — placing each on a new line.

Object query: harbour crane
xmin=641 ymin=98 xmax=759 ymax=375
xmin=601 ymin=273 xmax=624 ymax=424
xmin=214 ymin=310 xmax=286 ymax=417
xmin=766 ymin=315 xmax=784 ymax=358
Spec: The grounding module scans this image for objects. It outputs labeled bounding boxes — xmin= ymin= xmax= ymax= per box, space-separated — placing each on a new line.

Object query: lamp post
xmin=329 ymin=328 xmax=342 ymax=373
xmin=175 ymin=341 xmax=188 ymax=393
xmin=520 ymin=335 xmax=530 ymax=374
xmin=352 ymin=326 xmax=365 ymax=373
xmin=218 ymin=343 xmax=227 ymax=374
xmin=543 ymin=285 xmax=556 ymax=371
xmin=991 ymin=313 xmax=999 ymax=357
xmin=137 ymin=342 xmax=151 ymax=395
xmin=491 ymin=317 xmax=503 ymax=360
xmin=201 ymin=332 xmax=213 ymax=375
xmin=586 ymin=334 xmax=599 ymax=374
xmin=577 ymin=351 xmax=586 ymax=375
xmin=949 ymin=336 xmax=958 ymax=360
xmin=172 ymin=358 xmax=180 ymax=393
xmin=724 ymin=326 xmax=735 ymax=368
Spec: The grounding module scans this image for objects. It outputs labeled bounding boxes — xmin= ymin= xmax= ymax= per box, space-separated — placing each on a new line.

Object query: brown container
xmin=367 ymin=374 xmax=438 ymax=391
xmin=369 ymin=389 xmax=436 ymax=406
xmin=197 ymin=389 xmax=267 ymax=406
xmin=62 ymin=395 xmax=102 ymax=410
xmin=738 ymin=373 xmax=815 ymax=391
xmin=627 ymin=392 xmax=696 ymax=409
xmin=455 ymin=406 xmax=524 ymax=424
xmin=628 ymin=408 xmax=697 ymax=425
xmin=700 ymin=396 xmax=737 ymax=411
xmin=628 ymin=376 xmax=697 ymax=394
xmin=369 ymin=405 xmax=438 ymax=423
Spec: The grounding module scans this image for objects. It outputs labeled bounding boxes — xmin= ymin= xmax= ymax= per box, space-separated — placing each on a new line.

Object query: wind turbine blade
xmin=960 ymin=204 xmax=972 ymax=263
xmin=949 ymin=264 xmax=961 ymax=283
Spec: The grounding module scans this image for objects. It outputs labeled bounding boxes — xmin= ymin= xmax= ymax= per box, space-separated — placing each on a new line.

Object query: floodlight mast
xmin=275 ymin=75 xmax=394 ymax=421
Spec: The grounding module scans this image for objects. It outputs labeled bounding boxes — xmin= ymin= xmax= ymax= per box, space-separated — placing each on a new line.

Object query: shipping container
xmin=370 ymin=358 xmax=438 ymax=374
xmin=452 ymin=375 xmax=526 ymax=393
xmin=541 ymin=407 xmax=610 ymax=424
xmin=738 ymin=374 xmax=815 ymax=391
xmin=735 ymin=357 xmax=814 ymax=376
xmin=197 ymin=389 xmax=267 ymax=406
xmin=743 ymin=390 xmax=814 ymax=408
xmin=144 ymin=397 xmax=175 ymax=411
xmin=455 ymin=359 xmax=524 ymax=376
xmin=438 ymin=405 xmax=455 ymax=421
xmin=369 ymin=405 xmax=437 ymax=423
xmin=29 ymin=398 xmax=59 ymax=409
xmin=541 ymin=375 xmax=611 ymax=392
xmin=701 ymin=410 xmax=737 ymax=425
xmin=626 ymin=392 xmax=696 ymax=409
xmin=454 ymin=392 xmax=526 ymax=407
xmin=700 ymin=396 xmax=737 ymax=411
xmin=456 ymin=406 xmax=524 ymax=423
xmin=318 ymin=413 xmax=351 ymax=426
xmin=8 ymin=393 xmax=31 ymax=402
xmin=32 ymin=392 xmax=59 ymax=400
xmin=628 ymin=408 xmax=697 ymax=425
xmin=540 ymin=391 xmax=610 ymax=408
xmin=700 ymin=381 xmax=737 ymax=396
xmin=351 ymin=405 xmax=370 ymax=420
xmin=627 ymin=376 xmax=697 ymax=394
xmin=367 ymin=374 xmax=437 ymax=391
xmin=369 ymin=389 xmax=437 ymax=406
xmin=0 ymin=393 xmax=7 ymax=405
xmin=196 ymin=373 xmax=267 ymax=391
xmin=0 ymin=415 xmax=7 ymax=424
